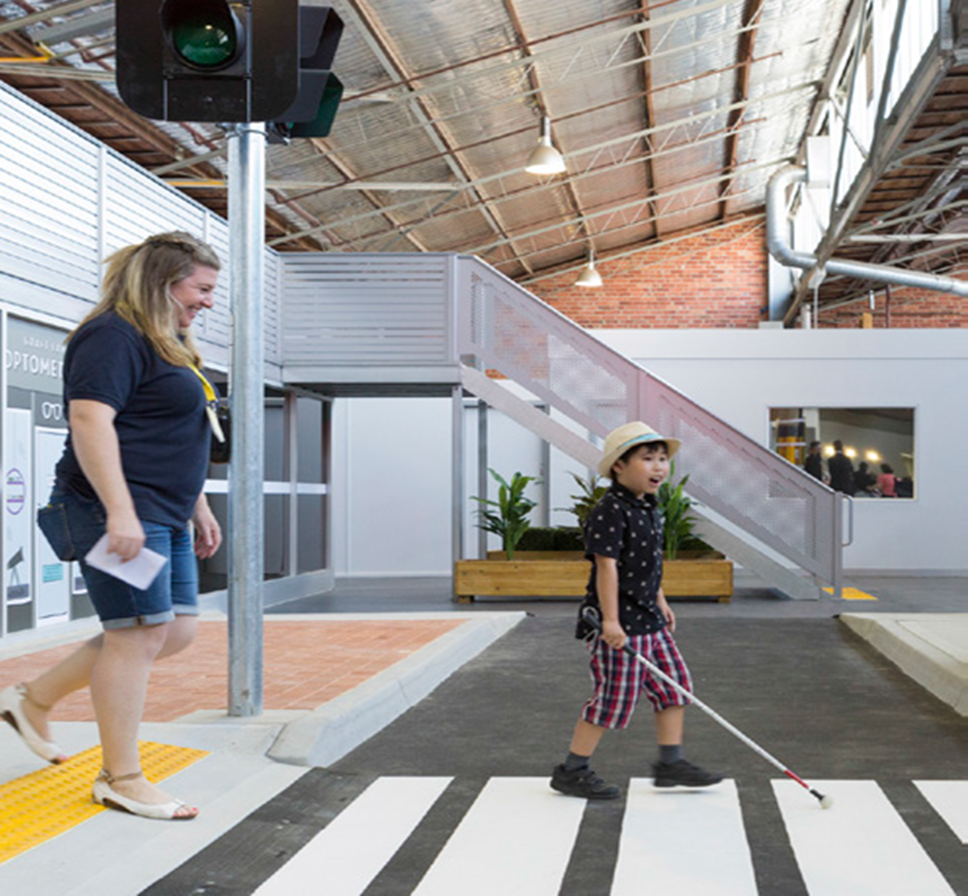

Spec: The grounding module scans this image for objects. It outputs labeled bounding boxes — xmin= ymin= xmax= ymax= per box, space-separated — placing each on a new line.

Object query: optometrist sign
xmin=4 ymin=317 xmax=72 ymax=635
xmin=5 ymin=319 xmax=66 ymax=394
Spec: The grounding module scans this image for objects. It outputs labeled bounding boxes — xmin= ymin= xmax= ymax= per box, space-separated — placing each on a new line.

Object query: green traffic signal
xmin=170 ymin=20 xmax=236 ymax=69
xmin=162 ymin=0 xmax=244 ymax=72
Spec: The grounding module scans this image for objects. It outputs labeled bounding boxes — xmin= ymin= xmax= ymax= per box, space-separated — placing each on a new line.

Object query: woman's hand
xmin=192 ymin=495 xmax=222 ymax=559
xmin=105 ymin=507 xmax=146 ymax=562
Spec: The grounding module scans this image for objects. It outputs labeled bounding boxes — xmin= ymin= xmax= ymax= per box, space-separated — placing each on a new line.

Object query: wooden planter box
xmin=453 ymin=551 xmax=733 ymax=603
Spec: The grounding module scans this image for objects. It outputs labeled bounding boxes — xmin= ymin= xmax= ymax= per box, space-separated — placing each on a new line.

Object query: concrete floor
xmin=142 ymin=573 xmax=968 ymax=896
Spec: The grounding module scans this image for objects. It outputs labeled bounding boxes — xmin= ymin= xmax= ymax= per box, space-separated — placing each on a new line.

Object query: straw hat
xmin=597 ymin=421 xmax=681 ymax=477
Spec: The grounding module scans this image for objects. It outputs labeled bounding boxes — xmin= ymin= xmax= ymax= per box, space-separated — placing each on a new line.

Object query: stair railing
xmin=455 ymin=255 xmax=843 ymax=587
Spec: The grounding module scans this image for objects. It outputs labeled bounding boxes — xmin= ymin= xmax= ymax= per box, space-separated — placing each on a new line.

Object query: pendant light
xmin=525 ymin=116 xmax=566 ymax=175
xmin=575 ymin=249 xmax=603 ymax=288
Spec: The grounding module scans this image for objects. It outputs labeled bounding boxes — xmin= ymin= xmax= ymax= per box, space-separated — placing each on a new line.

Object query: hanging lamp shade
xmin=575 ymin=250 xmax=603 ymax=288
xmin=525 ymin=116 xmax=565 ymax=175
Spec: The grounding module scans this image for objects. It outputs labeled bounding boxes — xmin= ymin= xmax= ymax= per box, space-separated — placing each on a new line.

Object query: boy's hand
xmin=657 ymin=591 xmax=676 ymax=632
xmin=602 ymin=618 xmax=627 ymax=650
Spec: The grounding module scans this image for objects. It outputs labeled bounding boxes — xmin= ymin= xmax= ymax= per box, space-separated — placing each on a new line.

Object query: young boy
xmin=550 ymin=421 xmax=722 ymax=799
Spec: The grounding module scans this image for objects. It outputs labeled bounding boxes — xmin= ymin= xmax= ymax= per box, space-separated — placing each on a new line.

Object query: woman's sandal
xmin=92 ymin=769 xmax=199 ymax=821
xmin=0 ymin=683 xmax=69 ymax=764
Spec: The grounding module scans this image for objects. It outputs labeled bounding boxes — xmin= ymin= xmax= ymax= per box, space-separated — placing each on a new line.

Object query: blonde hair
xmin=73 ymin=231 xmax=221 ymax=367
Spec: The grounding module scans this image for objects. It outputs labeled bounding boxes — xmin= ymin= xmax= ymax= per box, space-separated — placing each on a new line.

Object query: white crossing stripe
xmin=253 ymin=776 xmax=452 ymax=896
xmin=774 ymin=780 xmax=957 ymax=896
xmin=411 ymin=777 xmax=586 ymax=896
xmin=915 ymin=780 xmax=968 ymax=844
xmin=611 ymin=778 xmax=757 ymax=894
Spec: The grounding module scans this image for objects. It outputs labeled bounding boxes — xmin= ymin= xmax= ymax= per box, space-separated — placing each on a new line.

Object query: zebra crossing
xmin=252 ymin=776 xmax=965 ymax=895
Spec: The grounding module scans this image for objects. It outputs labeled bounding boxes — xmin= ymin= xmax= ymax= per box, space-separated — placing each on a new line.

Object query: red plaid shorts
xmin=580 ymin=628 xmax=693 ymax=729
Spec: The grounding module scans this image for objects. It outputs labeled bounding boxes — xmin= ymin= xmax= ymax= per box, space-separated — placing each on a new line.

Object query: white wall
xmin=331 ymin=397 xmax=454 ymax=576
xmin=330 ymin=329 xmax=968 ymax=576
xmin=599 ymin=328 xmax=968 ymax=574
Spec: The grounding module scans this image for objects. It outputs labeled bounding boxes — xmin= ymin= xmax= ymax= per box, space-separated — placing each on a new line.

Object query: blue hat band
xmin=618 ymin=433 xmax=667 ymax=452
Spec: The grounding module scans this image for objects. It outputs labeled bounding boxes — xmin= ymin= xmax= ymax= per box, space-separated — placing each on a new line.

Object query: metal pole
xmin=226 ymin=122 xmax=266 ymax=717
xmin=477 ymin=400 xmax=488 ymax=558
xmin=452 ymin=386 xmax=465 ymax=571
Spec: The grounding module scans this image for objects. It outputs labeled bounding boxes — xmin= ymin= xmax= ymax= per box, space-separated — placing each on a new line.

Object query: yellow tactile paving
xmin=0 ymin=740 xmax=208 ymax=864
xmin=823 ymin=586 xmax=879 ymax=601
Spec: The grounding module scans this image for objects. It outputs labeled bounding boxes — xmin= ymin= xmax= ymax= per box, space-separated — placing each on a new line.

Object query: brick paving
xmin=0 ymin=618 xmax=464 ymax=722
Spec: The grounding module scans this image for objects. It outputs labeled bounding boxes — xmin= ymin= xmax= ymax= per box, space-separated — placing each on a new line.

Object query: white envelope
xmin=84 ymin=534 xmax=168 ymax=590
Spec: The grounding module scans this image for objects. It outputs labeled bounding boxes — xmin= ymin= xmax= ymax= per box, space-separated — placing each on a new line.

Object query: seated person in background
xmin=853 ymin=462 xmax=877 ymax=496
xmin=877 ymin=464 xmax=898 ymax=498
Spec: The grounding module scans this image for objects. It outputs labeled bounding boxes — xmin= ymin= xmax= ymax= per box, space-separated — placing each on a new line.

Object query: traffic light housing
xmin=115 ymin=0 xmax=299 ymax=122
xmin=268 ymin=6 xmax=344 ymax=141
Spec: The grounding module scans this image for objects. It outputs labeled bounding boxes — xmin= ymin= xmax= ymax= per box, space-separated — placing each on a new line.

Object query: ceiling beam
xmin=789 ymin=4 xmax=959 ymax=314
xmin=0 ymin=0 xmax=101 ymax=37
xmin=717 ymin=0 xmax=764 ymax=221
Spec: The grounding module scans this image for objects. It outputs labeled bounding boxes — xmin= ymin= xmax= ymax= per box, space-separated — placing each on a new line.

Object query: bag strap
xmin=188 ymin=364 xmax=226 ymax=444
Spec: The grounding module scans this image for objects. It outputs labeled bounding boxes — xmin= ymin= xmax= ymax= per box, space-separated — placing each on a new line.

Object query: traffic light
xmin=115 ymin=0 xmax=299 ymax=122
xmin=268 ymin=6 xmax=344 ymax=141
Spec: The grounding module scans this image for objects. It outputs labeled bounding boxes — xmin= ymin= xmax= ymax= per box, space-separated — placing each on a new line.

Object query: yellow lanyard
xmin=188 ymin=364 xmax=226 ymax=443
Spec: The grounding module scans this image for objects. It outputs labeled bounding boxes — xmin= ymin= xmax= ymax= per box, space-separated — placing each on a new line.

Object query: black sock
xmin=659 ymin=744 xmax=682 ymax=764
xmin=564 ymin=751 xmax=590 ymax=771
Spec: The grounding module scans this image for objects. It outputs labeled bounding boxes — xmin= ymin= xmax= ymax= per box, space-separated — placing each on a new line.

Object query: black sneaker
xmin=550 ymin=763 xmax=621 ymax=800
xmin=652 ymin=759 xmax=723 ymax=788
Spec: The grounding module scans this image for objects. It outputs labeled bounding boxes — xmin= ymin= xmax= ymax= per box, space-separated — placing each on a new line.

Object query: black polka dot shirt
xmin=577 ymin=483 xmax=666 ymax=637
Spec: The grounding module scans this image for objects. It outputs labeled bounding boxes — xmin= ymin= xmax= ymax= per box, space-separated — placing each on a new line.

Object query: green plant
xmin=657 ymin=462 xmax=698 ymax=560
xmin=471 ymin=469 xmax=541 ymax=559
xmin=560 ymin=471 xmax=608 ymax=527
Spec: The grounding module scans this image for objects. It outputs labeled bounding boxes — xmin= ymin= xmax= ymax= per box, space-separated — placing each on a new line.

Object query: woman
xmin=877 ymin=463 xmax=898 ymax=498
xmin=0 ymin=232 xmax=223 ymax=820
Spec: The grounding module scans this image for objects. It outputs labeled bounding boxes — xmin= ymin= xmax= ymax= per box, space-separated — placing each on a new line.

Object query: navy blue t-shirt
xmin=54 ymin=313 xmax=211 ymax=528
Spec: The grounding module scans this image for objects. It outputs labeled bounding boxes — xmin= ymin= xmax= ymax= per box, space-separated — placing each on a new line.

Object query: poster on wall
xmin=5 ymin=316 xmax=71 ymax=633
xmin=3 ymin=409 xmax=33 ymax=615
xmin=34 ymin=427 xmax=70 ymax=624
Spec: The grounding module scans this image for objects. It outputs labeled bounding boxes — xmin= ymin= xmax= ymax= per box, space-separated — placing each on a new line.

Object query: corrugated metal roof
xmin=0 ymin=0 xmax=963 ymax=313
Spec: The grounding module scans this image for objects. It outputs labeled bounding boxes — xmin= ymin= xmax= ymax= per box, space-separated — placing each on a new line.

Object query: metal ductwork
xmin=766 ymin=165 xmax=968 ymax=303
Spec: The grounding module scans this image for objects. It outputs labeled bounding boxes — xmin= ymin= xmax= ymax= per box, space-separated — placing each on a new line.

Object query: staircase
xmin=281 ymin=253 xmax=844 ymax=599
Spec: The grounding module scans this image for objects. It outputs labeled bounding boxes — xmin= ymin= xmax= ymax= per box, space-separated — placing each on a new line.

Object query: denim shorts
xmin=37 ymin=489 xmax=199 ymax=629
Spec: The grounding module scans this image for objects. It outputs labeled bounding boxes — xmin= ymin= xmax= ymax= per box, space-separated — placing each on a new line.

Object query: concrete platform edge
xmin=839 ymin=613 xmax=968 ymax=716
xmin=267 ymin=611 xmax=526 ymax=767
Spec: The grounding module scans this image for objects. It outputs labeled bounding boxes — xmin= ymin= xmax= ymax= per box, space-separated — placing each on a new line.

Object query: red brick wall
xmin=527 ymin=218 xmax=769 ymax=329
xmin=525 ymin=218 xmax=965 ymax=330
xmin=818 ymin=276 xmax=968 ymax=329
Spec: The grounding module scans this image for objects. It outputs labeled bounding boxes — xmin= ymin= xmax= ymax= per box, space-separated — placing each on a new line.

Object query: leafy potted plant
xmin=657 ymin=462 xmax=697 ymax=560
xmin=655 ymin=462 xmax=731 ymax=598
xmin=470 ymin=468 xmax=540 ymax=560
xmin=455 ymin=468 xmax=583 ymax=601
xmin=563 ymin=470 xmax=608 ymax=527
xmin=453 ymin=465 xmax=732 ymax=602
